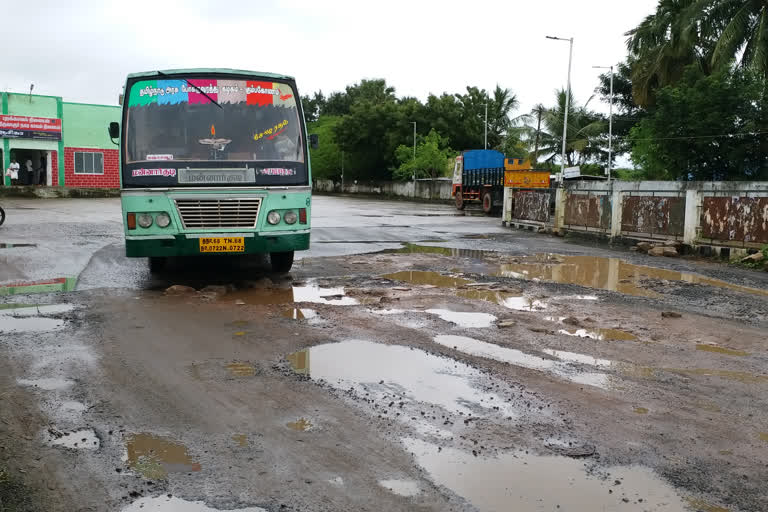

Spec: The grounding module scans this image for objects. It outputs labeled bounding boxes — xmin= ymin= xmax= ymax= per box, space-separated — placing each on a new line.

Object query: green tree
xmin=301 ymin=91 xmax=326 ymax=123
xmin=307 ymin=115 xmax=342 ymax=180
xmin=534 ymin=89 xmax=606 ymax=167
xmin=629 ymin=66 xmax=767 ymax=180
xmin=394 ymin=129 xmax=454 ymax=180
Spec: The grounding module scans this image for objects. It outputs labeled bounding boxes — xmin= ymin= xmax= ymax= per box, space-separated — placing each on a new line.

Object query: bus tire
xmin=270 ymin=251 xmax=294 ymax=273
xmin=482 ymin=190 xmax=493 ymax=214
xmin=455 ymin=190 xmax=465 ymax=210
xmin=148 ymin=256 xmax=166 ymax=273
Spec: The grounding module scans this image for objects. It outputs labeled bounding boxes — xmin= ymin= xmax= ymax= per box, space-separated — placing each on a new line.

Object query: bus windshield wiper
xmin=157 ymin=71 xmax=222 ymax=109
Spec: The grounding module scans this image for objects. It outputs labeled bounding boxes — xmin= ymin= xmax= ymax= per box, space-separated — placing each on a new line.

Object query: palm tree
xmin=699 ymin=0 xmax=768 ymax=75
xmin=533 ymin=90 xmax=605 ymax=167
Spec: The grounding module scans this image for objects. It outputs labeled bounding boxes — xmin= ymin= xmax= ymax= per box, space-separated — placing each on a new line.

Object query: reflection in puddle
xmin=286 ymin=418 xmax=312 ymax=431
xmin=122 ymin=496 xmax=267 ymax=512
xmin=695 ymin=345 xmax=749 ymax=356
xmin=404 ymin=438 xmax=687 ymax=512
xmin=0 ymin=243 xmax=37 ymax=248
xmin=226 ymin=362 xmax=255 ymax=377
xmin=232 ymin=434 xmax=248 ymax=447
xmin=0 ymin=277 xmax=77 ymax=296
xmin=0 ymin=304 xmax=72 ymax=332
xmin=382 ymin=270 xmax=471 ymax=288
xmin=124 ymin=433 xmax=201 ymax=479
xmin=559 ymin=328 xmax=638 ymax=342
xmin=378 ymin=479 xmax=421 ymax=497
xmin=286 ymin=340 xmax=516 ymax=417
xmin=282 ymin=308 xmax=322 ymax=324
xmin=434 ymin=335 xmax=613 ymax=389
xmin=686 ymin=498 xmax=730 ymax=512
xmin=227 ymin=282 xmax=358 ymax=306
xmin=498 ymin=296 xmax=547 ymax=311
xmin=17 ymin=377 xmax=73 ymax=390
xmin=497 ymin=254 xmax=768 ymax=298
xmin=425 ymin=309 xmax=497 ymax=328
xmin=383 ymin=243 xmax=493 ymax=259
xmin=48 ymin=429 xmax=100 ymax=450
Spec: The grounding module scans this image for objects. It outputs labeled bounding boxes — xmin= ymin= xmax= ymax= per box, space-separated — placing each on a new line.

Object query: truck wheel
xmin=0 ymin=206 xmax=5 ymax=226
xmin=148 ymin=256 xmax=166 ymax=273
xmin=271 ymin=251 xmax=294 ymax=273
xmin=455 ymin=190 xmax=465 ymax=210
xmin=482 ymin=190 xmax=493 ymax=214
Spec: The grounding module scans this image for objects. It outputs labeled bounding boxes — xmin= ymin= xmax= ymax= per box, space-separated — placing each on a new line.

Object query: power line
xmin=612 ymin=130 xmax=768 ymax=142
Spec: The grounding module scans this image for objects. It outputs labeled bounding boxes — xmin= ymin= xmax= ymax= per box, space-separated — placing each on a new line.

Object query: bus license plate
xmin=199 ymin=237 xmax=245 ymax=253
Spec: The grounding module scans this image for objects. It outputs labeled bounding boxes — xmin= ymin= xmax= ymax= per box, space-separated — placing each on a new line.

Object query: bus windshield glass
xmin=124 ymin=77 xmax=304 ymax=167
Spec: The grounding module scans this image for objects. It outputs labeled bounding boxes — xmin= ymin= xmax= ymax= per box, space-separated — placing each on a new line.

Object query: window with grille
xmin=74 ymin=152 xmax=104 ymax=175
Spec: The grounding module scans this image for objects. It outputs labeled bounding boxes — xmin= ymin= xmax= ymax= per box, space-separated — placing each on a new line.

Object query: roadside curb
xmin=0 ymin=186 xmax=120 ymax=199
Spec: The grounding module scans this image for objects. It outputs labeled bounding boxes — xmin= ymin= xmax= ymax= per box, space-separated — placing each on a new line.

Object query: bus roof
xmin=126 ymin=68 xmax=295 ymax=81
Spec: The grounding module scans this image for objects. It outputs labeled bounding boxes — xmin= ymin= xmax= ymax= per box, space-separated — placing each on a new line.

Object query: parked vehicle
xmin=452 ymin=150 xmax=528 ymax=214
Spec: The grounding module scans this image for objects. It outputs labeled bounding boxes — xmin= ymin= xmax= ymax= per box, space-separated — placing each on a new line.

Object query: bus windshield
xmin=122 ymin=75 xmax=306 ymax=187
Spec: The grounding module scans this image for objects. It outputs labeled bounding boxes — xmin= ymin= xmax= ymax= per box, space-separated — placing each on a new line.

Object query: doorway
xmin=11 ymin=149 xmax=51 ymax=186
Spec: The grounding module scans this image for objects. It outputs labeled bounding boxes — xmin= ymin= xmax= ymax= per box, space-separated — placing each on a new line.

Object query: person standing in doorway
xmin=25 ymin=158 xmax=36 ymax=186
xmin=5 ymin=158 xmax=20 ymax=185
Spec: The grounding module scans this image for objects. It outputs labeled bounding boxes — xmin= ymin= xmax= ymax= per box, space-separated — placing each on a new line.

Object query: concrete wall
xmin=504 ymin=180 xmax=768 ymax=249
xmin=62 ymin=103 xmax=120 ymax=149
xmin=313 ymin=179 xmax=453 ymax=201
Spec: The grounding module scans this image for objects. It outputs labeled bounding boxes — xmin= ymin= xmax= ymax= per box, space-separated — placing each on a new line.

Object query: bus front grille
xmin=174 ymin=198 xmax=262 ymax=229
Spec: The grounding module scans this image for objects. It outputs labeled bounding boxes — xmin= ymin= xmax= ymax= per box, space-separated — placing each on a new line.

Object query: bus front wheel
xmin=148 ymin=256 xmax=166 ymax=273
xmin=270 ymin=251 xmax=294 ymax=273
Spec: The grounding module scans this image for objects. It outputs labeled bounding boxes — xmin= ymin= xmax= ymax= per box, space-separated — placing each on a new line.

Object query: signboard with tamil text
xmin=0 ymin=115 xmax=62 ymax=141
xmin=563 ymin=166 xmax=581 ymax=179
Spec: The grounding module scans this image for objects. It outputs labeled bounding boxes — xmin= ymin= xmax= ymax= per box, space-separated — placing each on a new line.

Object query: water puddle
xmin=232 ymin=434 xmax=248 ymax=447
xmin=434 ymin=335 xmax=613 ymax=389
xmin=381 ymin=243 xmax=495 ymax=259
xmin=227 ymin=282 xmax=357 ymax=306
xmin=17 ymin=377 xmax=73 ymax=390
xmin=695 ymin=345 xmax=749 ymax=356
xmin=686 ymin=498 xmax=730 ymax=512
xmin=0 ymin=304 xmax=72 ymax=332
xmin=121 ymin=496 xmax=267 ymax=512
xmin=378 ymin=479 xmax=421 ymax=497
xmin=0 ymin=243 xmax=37 ymax=248
xmin=634 ymin=407 xmax=649 ymax=414
xmin=0 ymin=277 xmax=77 ymax=296
xmin=425 ymin=309 xmax=496 ymax=328
xmin=759 ymin=432 xmax=768 ymax=442
xmin=226 ymin=362 xmax=255 ymax=377
xmin=282 ymin=308 xmax=322 ymax=323
xmin=382 ymin=270 xmax=471 ymax=288
xmin=48 ymin=429 xmax=99 ymax=450
xmin=328 ymin=476 xmax=345 ymax=486
xmin=124 ymin=433 xmax=202 ymax=479
xmin=404 ymin=437 xmax=687 ymax=512
xmin=667 ymin=368 xmax=768 ymax=384
xmin=286 ymin=418 xmax=313 ymax=431
xmin=497 ymin=254 xmax=768 ymax=298
xmin=558 ymin=328 xmax=638 ymax=342
xmin=286 ymin=340 xmax=516 ymax=418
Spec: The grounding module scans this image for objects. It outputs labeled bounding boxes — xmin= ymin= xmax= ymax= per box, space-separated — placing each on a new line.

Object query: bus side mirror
xmin=108 ymin=122 xmax=120 ymax=146
xmin=309 ymin=134 xmax=319 ymax=149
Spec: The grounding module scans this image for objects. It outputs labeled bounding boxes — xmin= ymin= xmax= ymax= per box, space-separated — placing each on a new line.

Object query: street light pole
xmin=411 ymin=121 xmax=417 ymax=182
xmin=547 ymin=35 xmax=573 ymax=183
xmin=483 ymin=102 xmax=488 ymax=149
xmin=593 ymin=65 xmax=614 ymax=181
xmin=341 ymin=150 xmax=345 ymax=191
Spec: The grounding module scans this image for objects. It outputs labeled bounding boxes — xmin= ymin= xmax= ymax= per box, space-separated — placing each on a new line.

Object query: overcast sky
xmin=6 ymin=0 xmax=656 ymax=116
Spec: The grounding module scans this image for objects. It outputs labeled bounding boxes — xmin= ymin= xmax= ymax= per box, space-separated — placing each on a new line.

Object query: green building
xmin=1 ymin=92 xmax=120 ymax=188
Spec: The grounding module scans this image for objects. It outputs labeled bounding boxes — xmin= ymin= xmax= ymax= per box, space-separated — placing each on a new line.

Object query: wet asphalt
xmin=1 ymin=195 xmax=768 ymax=512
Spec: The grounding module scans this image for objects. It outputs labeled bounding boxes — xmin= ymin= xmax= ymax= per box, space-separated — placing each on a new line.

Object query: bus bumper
xmin=125 ymin=232 xmax=310 ymax=258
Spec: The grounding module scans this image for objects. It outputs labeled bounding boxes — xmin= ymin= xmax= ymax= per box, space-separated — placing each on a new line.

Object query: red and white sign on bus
xmin=0 ymin=115 xmax=62 ymax=141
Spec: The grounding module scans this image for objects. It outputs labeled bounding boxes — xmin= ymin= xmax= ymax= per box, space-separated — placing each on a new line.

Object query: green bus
xmin=110 ymin=69 xmax=314 ymax=273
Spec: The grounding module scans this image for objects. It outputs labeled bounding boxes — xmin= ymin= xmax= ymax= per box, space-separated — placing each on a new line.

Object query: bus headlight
xmin=137 ymin=213 xmax=153 ymax=228
xmin=283 ymin=211 xmax=298 ymax=225
xmin=267 ymin=211 xmax=281 ymax=225
xmin=155 ymin=212 xmax=171 ymax=228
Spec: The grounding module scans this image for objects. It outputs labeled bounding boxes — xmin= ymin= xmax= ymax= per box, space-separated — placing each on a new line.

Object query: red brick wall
xmin=64 ymin=147 xmax=120 ymax=188
xmin=51 ymin=151 xmax=58 ymax=187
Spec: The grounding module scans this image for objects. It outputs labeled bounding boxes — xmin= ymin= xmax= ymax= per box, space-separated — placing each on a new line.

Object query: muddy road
xmin=1 ymin=196 xmax=767 ymax=512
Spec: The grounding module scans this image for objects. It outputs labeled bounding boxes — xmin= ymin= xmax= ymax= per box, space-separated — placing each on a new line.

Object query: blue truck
xmin=451 ymin=149 xmax=507 ymax=214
